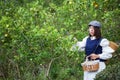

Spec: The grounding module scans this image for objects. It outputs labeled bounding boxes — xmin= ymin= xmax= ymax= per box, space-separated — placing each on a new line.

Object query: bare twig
xmin=46 ymin=55 xmax=63 ymax=79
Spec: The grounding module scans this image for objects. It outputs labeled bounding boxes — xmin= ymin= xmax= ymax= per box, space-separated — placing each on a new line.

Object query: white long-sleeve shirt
xmin=74 ymin=36 xmax=115 ymax=60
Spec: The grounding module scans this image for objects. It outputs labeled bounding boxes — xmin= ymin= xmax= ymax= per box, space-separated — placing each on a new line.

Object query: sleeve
xmin=71 ymin=36 xmax=88 ymax=51
xmin=98 ymin=38 xmax=115 ymax=60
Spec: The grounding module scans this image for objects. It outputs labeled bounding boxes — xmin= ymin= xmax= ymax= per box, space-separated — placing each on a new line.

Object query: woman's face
xmin=89 ymin=26 xmax=95 ymax=36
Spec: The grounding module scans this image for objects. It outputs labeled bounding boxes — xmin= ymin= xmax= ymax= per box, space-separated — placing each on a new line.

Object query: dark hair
xmin=89 ymin=27 xmax=102 ymax=39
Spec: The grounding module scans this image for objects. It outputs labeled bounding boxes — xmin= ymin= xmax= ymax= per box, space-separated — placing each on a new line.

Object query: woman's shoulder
xmin=100 ymin=38 xmax=109 ymax=46
xmin=76 ymin=36 xmax=89 ymax=46
xmin=82 ymin=36 xmax=89 ymax=41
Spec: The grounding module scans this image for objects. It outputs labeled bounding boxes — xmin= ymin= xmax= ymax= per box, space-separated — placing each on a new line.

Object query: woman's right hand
xmin=89 ymin=53 xmax=100 ymax=60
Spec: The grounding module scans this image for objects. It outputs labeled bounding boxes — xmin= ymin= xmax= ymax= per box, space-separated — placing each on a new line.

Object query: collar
xmin=90 ymin=36 xmax=96 ymax=40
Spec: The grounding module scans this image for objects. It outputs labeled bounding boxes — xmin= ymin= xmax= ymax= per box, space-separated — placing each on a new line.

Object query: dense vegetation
xmin=0 ymin=0 xmax=120 ymax=80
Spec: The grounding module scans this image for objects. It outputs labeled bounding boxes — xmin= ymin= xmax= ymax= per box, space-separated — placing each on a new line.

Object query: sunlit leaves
xmin=0 ymin=0 xmax=120 ymax=80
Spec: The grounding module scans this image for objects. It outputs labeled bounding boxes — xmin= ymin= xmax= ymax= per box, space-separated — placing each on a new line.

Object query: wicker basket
xmin=81 ymin=58 xmax=99 ymax=72
xmin=109 ymin=41 xmax=119 ymax=51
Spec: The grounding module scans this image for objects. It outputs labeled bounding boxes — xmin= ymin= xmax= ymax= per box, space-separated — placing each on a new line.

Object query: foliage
xmin=0 ymin=0 xmax=120 ymax=80
xmin=95 ymin=61 xmax=120 ymax=80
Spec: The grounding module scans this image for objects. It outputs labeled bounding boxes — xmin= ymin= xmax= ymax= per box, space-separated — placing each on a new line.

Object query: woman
xmin=74 ymin=20 xmax=115 ymax=80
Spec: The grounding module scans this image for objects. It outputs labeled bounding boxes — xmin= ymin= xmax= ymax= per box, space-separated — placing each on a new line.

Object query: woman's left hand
xmin=89 ymin=53 xmax=99 ymax=60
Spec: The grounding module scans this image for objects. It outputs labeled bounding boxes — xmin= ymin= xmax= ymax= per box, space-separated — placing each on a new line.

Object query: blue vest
xmin=85 ymin=37 xmax=106 ymax=61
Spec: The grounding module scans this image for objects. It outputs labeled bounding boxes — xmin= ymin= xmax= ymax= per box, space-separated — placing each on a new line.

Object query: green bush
xmin=0 ymin=0 xmax=120 ymax=80
xmin=95 ymin=62 xmax=120 ymax=80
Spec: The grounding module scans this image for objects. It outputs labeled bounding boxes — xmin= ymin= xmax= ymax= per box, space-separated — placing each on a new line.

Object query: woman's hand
xmin=89 ymin=53 xmax=99 ymax=60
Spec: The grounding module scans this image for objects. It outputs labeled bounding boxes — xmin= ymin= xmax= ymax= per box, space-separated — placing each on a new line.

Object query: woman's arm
xmin=71 ymin=36 xmax=88 ymax=51
xmin=98 ymin=38 xmax=115 ymax=60
xmin=90 ymin=38 xmax=115 ymax=60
